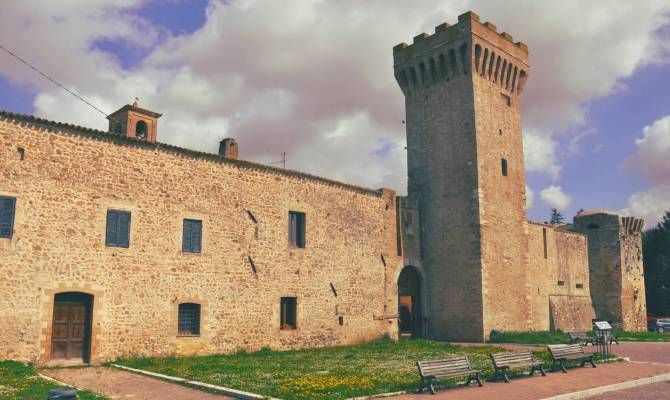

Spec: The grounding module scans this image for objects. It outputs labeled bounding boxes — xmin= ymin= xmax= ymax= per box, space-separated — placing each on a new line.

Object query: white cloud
xmin=626 ymin=115 xmax=670 ymax=184
xmin=525 ymin=185 xmax=534 ymax=209
xmin=622 ymin=184 xmax=670 ymax=228
xmin=567 ymin=128 xmax=598 ymax=156
xmin=523 ymin=131 xmax=561 ymax=179
xmin=1 ymin=0 xmax=669 ymax=193
xmin=540 ymin=185 xmax=572 ymax=210
xmin=623 ymin=115 xmax=670 ymax=227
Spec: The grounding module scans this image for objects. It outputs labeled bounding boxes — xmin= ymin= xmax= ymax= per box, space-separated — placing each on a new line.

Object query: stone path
xmin=392 ymin=360 xmax=670 ymax=400
xmin=587 ymin=380 xmax=670 ymax=400
xmin=41 ymin=367 xmax=232 ymax=400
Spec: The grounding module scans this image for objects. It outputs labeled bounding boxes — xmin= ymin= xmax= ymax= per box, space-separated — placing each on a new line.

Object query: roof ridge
xmin=0 ymin=109 xmax=384 ymax=198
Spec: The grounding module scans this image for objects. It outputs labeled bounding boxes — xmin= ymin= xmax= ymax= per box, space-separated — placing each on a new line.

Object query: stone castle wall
xmin=470 ymin=20 xmax=531 ymax=335
xmin=0 ymin=114 xmax=401 ymax=364
xmin=571 ymin=212 xmax=646 ymax=331
xmin=527 ymin=223 xmax=594 ymax=331
xmin=396 ymin=32 xmax=485 ymax=341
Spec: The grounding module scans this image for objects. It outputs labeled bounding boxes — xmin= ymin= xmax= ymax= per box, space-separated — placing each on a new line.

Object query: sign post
xmin=593 ymin=320 xmax=612 ymax=363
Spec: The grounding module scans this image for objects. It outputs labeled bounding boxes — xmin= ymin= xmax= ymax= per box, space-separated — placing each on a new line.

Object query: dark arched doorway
xmin=51 ymin=292 xmax=93 ymax=363
xmin=398 ymin=266 xmax=422 ymax=338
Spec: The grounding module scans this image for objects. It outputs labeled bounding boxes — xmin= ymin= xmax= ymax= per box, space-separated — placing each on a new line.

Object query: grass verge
xmin=117 ymin=338 xmax=555 ymax=400
xmin=488 ymin=330 xmax=569 ymax=345
xmin=489 ymin=329 xmax=670 ymax=344
xmin=0 ymin=361 xmax=105 ymax=400
xmin=616 ymin=331 xmax=670 ymax=342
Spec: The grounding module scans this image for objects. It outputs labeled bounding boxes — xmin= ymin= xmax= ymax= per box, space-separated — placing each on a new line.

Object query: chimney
xmin=219 ymin=138 xmax=238 ymax=159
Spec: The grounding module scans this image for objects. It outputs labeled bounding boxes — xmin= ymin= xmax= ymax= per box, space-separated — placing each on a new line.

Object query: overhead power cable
xmin=0 ymin=42 xmax=112 ymax=120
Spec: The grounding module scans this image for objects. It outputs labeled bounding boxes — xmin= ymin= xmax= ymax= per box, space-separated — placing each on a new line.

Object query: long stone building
xmin=0 ymin=11 xmax=646 ymax=365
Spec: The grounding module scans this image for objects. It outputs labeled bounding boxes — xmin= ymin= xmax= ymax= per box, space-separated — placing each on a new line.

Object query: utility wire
xmin=0 ymin=42 xmax=112 ymax=120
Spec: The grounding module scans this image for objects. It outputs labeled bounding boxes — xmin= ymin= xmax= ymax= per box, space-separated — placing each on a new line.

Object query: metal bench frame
xmin=548 ymin=344 xmax=596 ymax=373
xmin=568 ymin=331 xmax=594 ymax=346
xmin=416 ymin=356 xmax=482 ymax=395
xmin=490 ymin=350 xmax=546 ymax=383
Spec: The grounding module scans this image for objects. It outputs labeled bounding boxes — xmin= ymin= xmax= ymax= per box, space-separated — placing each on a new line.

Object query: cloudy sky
xmin=1 ymin=0 xmax=669 ymax=227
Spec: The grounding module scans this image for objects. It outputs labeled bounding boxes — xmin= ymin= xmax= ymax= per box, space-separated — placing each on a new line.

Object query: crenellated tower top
xmin=393 ymin=11 xmax=529 ymax=98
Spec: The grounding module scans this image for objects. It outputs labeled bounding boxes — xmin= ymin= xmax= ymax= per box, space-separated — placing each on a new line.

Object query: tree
xmin=643 ymin=210 xmax=670 ymax=317
xmin=549 ymin=208 xmax=565 ymax=224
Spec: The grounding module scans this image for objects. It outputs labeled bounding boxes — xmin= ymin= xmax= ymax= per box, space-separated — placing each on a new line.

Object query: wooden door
xmin=51 ymin=302 xmax=86 ymax=360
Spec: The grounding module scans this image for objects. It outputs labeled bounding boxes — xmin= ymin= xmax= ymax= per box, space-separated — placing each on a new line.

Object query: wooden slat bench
xmin=490 ymin=351 xmax=546 ymax=383
xmin=568 ymin=331 xmax=594 ymax=346
xmin=416 ymin=356 xmax=482 ymax=394
xmin=548 ymin=344 xmax=596 ymax=373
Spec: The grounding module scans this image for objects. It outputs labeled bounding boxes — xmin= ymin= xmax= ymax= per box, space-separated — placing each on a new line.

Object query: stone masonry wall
xmin=527 ymin=223 xmax=594 ymax=331
xmin=619 ymin=226 xmax=647 ymax=331
xmin=571 ymin=212 xmax=647 ymax=331
xmin=0 ymin=114 xmax=401 ymax=364
xmin=397 ymin=42 xmax=485 ymax=341
xmin=471 ymin=22 xmax=531 ymax=336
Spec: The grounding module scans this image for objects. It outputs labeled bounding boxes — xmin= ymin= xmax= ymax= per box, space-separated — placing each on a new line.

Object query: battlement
xmin=573 ymin=211 xmax=645 ymax=235
xmin=393 ymin=11 xmax=529 ymax=97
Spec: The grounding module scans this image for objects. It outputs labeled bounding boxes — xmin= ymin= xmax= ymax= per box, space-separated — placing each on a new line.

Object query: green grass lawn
xmin=0 ymin=361 xmax=105 ymax=400
xmin=117 ymin=338 xmax=553 ymax=400
xmin=616 ymin=331 xmax=670 ymax=342
xmin=488 ymin=330 xmax=570 ymax=344
xmin=488 ymin=329 xmax=670 ymax=344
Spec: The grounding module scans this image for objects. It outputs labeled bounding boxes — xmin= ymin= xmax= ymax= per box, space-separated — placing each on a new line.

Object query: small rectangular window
xmin=501 ymin=158 xmax=508 ymax=176
xmin=182 ymin=219 xmax=202 ymax=253
xmin=576 ymin=283 xmax=584 ymax=289
xmin=288 ymin=211 xmax=306 ymax=248
xmin=105 ymin=210 xmax=131 ymax=248
xmin=280 ymin=297 xmax=297 ymax=330
xmin=178 ymin=303 xmax=200 ymax=335
xmin=557 ymin=281 xmax=565 ymax=286
xmin=0 ymin=196 xmax=16 ymax=239
xmin=542 ymin=228 xmax=548 ymax=259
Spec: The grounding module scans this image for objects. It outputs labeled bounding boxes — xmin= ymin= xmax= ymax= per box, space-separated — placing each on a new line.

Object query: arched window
xmin=178 ymin=303 xmax=200 ymax=335
xmin=501 ymin=158 xmax=508 ymax=176
xmin=135 ymin=120 xmax=148 ymax=140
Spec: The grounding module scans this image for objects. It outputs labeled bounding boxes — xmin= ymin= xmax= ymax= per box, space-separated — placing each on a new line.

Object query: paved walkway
xmin=588 ymin=380 xmax=670 ymax=399
xmin=392 ymin=361 xmax=670 ymax=400
xmin=609 ymin=341 xmax=670 ymax=364
xmin=42 ymin=367 xmax=231 ymax=400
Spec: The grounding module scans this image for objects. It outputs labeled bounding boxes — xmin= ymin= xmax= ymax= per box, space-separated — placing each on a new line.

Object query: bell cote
xmin=107 ymin=101 xmax=162 ymax=143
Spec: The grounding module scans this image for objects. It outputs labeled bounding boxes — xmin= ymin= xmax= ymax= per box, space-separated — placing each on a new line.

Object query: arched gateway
xmin=51 ymin=292 xmax=93 ymax=363
xmin=398 ymin=266 xmax=422 ymax=338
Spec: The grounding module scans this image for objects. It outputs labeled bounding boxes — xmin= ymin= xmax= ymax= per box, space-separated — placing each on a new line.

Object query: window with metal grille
xmin=288 ymin=211 xmax=305 ymax=248
xmin=280 ymin=297 xmax=297 ymax=330
xmin=182 ymin=219 xmax=202 ymax=253
xmin=0 ymin=196 xmax=16 ymax=239
xmin=178 ymin=303 xmax=200 ymax=335
xmin=105 ymin=210 xmax=131 ymax=248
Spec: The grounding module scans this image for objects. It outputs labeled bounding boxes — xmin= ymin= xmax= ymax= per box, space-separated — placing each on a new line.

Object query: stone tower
xmin=394 ymin=11 xmax=531 ymax=341
xmin=571 ymin=211 xmax=647 ymax=331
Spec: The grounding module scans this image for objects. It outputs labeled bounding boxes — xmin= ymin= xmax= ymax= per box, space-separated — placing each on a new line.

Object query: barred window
xmin=105 ymin=210 xmax=131 ymax=248
xmin=0 ymin=196 xmax=16 ymax=238
xmin=178 ymin=303 xmax=200 ymax=336
xmin=182 ymin=219 xmax=202 ymax=253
